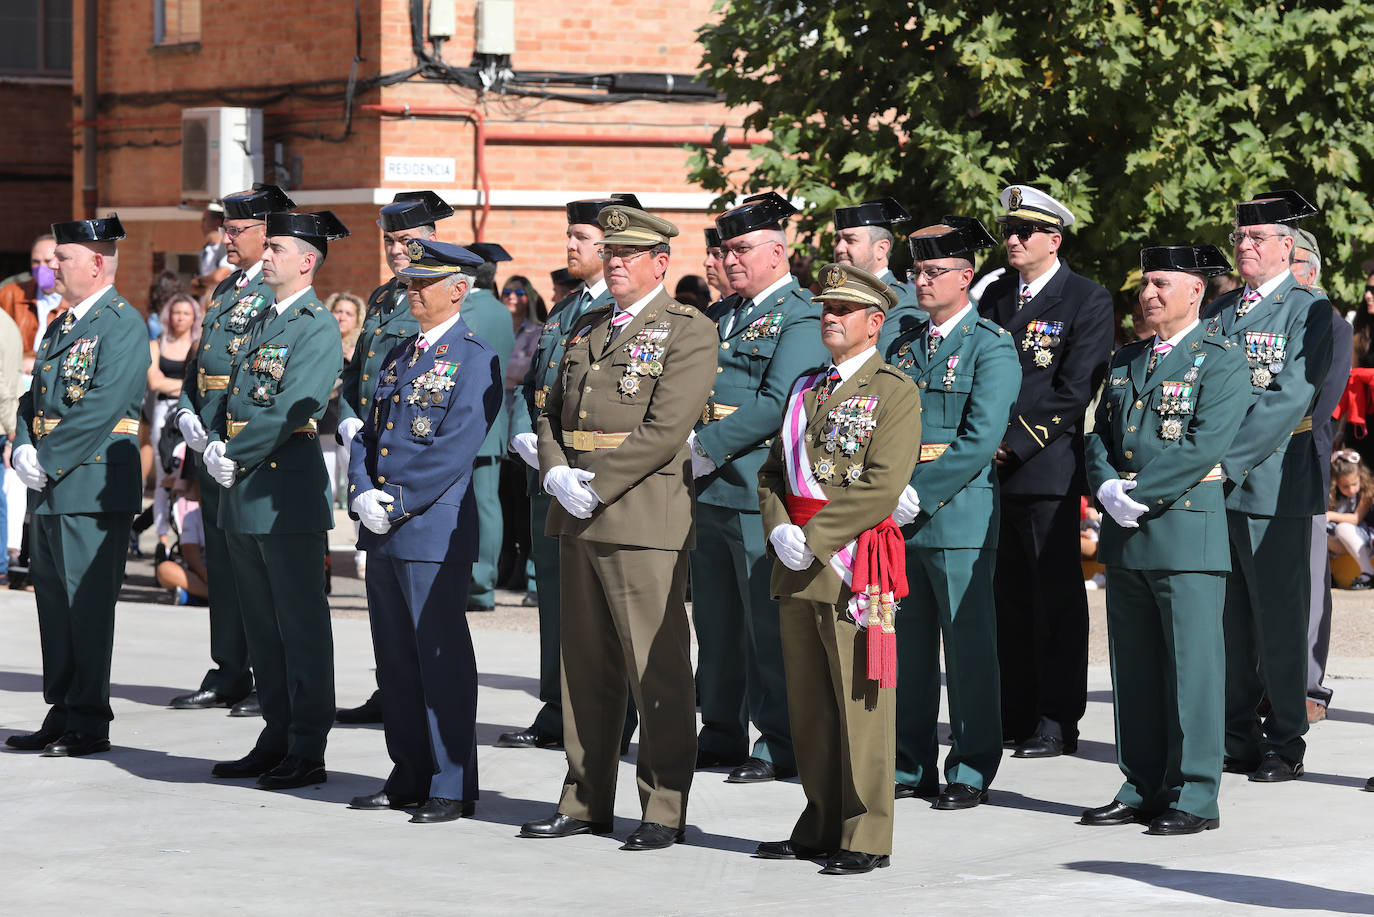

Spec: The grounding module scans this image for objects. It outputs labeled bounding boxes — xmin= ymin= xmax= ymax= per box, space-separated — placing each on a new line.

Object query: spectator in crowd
xmin=1352 ymin=274 xmax=1374 ymax=369
xmin=503 ymin=274 xmax=547 ymax=405
xmin=0 ymin=233 xmax=63 ymax=365
xmin=1207 ymin=272 xmax=1243 ymax=304
xmin=1328 ymin=450 xmax=1374 ymax=590
xmin=189 ymin=204 xmax=230 ymax=298
xmin=674 ymin=274 xmax=711 ymax=310
xmin=140 ymin=272 xmax=189 ymax=484
xmin=320 ymin=292 xmax=364 ymax=508
xmin=146 ymin=291 xmax=200 ymax=562
xmin=154 ymin=454 xmax=207 ymax=606
xmin=0 ymin=307 xmax=23 ymax=585
xmin=500 ymin=275 xmax=546 ymax=591
xmin=550 ymin=266 xmax=578 ymax=303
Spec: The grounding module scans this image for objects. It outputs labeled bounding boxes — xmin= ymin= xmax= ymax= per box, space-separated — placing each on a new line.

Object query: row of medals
xmin=1157 ymin=381 xmax=1194 ymax=442
xmin=617 ymin=342 xmax=666 ymax=396
xmin=1021 ymin=322 xmax=1062 ymax=368
xmin=62 ymin=345 xmax=93 ymax=402
xmin=249 ymin=352 xmax=285 ymax=404
xmin=812 ymin=399 xmax=877 ymax=486
xmin=403 ymin=360 xmax=456 ymax=438
xmin=1245 ymin=333 xmax=1285 ymax=389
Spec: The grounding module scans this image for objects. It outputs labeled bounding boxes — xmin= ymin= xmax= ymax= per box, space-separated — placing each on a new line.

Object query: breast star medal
xmin=411 ymin=415 xmax=433 ymax=438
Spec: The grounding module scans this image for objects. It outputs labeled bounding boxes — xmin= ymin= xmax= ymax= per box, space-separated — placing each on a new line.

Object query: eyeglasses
xmin=599 ymin=246 xmax=654 ymax=263
xmin=223 ymin=223 xmax=265 ymax=239
xmin=907 ymin=266 xmax=961 ymax=283
xmin=1228 ymin=230 xmax=1279 ymax=247
xmin=722 ymin=242 xmax=766 ymax=258
xmin=999 ymin=223 xmax=1053 ymax=242
xmin=706 ymin=247 xmax=724 ymax=259
xmin=501 ymin=287 xmax=527 ymax=297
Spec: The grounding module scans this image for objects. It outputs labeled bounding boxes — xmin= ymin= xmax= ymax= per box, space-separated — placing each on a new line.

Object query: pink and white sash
xmin=780 ymin=371 xmax=857 ymax=589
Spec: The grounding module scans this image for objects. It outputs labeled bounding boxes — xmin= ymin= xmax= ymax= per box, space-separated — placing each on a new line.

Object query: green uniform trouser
xmin=470 ymin=457 xmax=503 ymax=607
xmin=896 ymin=546 xmax=1002 ymax=791
xmin=690 ymin=502 xmax=794 ymax=768
xmin=1107 ymin=568 xmax=1225 ymax=819
xmin=195 ymin=460 xmax=253 ymax=699
xmin=31 ymin=512 xmax=133 ymax=737
xmin=1223 ymin=511 xmax=1310 ymax=763
xmin=227 ymin=531 xmax=335 ymax=761
xmin=781 ymin=597 xmax=895 ymax=857
xmin=557 ymin=538 xmax=695 ymax=829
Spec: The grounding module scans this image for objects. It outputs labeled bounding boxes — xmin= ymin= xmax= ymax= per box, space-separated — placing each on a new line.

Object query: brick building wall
xmin=0 ymin=79 xmax=73 ymax=278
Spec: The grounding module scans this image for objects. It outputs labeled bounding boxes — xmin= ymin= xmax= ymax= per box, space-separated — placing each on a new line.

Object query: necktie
xmin=235 ymin=271 xmax=249 ymax=291
xmin=1148 ymin=340 xmax=1172 ymax=375
xmin=927 ymin=329 xmax=942 ymax=359
xmin=1016 ymin=283 xmax=1032 ymax=310
xmin=816 ymin=366 xmax=841 ymax=404
xmin=1236 ymin=289 xmax=1261 ymax=317
xmin=721 ymin=298 xmax=748 ymax=337
xmin=606 ymin=310 xmax=632 ymax=345
xmin=409 ymin=336 xmax=429 ymax=366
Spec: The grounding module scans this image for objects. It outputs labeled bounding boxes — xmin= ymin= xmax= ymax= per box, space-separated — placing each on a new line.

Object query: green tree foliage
xmin=690 ymin=2 xmax=1374 ymax=306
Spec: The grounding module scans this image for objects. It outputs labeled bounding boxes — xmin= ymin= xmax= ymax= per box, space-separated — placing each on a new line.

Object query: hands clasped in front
xmin=1097 ymin=478 xmax=1148 ymax=528
xmin=544 ymin=465 xmax=600 ymax=519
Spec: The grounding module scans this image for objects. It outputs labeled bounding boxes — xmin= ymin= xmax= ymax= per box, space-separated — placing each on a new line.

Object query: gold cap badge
xmin=406 ymin=239 xmax=426 ymax=261
xmin=824 ymin=265 xmax=846 ymax=289
xmin=604 ymin=208 xmax=629 ymax=232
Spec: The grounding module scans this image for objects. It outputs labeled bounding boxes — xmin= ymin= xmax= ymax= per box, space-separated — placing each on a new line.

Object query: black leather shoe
xmin=1223 ymin=755 xmax=1260 ymax=774
xmin=820 ymin=850 xmax=890 ymax=875
xmin=466 ymin=600 xmax=495 ymax=613
xmin=349 ymin=790 xmax=422 ymax=810
xmin=5 ymin=726 xmax=64 ymax=751
xmin=1250 ymin=752 xmax=1303 ymax=783
xmin=519 ymin=813 xmax=614 ymax=838
xmin=168 ymin=688 xmax=236 ymax=710
xmin=256 ymin=755 xmax=326 ymax=790
xmin=41 ymin=732 xmax=110 ymax=757
xmin=726 ymin=757 xmax=797 ymax=784
xmin=695 ymin=749 xmax=748 ymax=770
xmin=228 ymin=693 xmax=261 ymax=717
xmin=622 ymin=821 xmax=685 ymax=851
xmin=335 ymin=696 xmax=383 ymax=725
xmin=755 ymin=839 xmax=831 ymax=860
xmin=1080 ymin=800 xmax=1146 ymax=826
xmin=1365 ymin=776 xmax=1374 ymax=792
xmin=1013 ymin=732 xmax=1077 ymax=758
xmin=1148 ymin=810 xmax=1219 ymax=835
xmin=521 ymin=591 xmax=540 ymax=607
xmin=495 ymin=728 xmax=563 ymax=749
xmin=935 ymin=783 xmax=989 ymax=810
xmin=894 ymin=782 xmax=939 ymax=800
xmin=409 ymin=798 xmax=475 ymax=823
xmin=213 ymin=747 xmax=283 ymax=778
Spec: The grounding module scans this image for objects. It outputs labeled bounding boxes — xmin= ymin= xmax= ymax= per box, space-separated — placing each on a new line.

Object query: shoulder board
xmin=1115 ymin=337 xmax=1150 ymax=361
xmin=973 ymin=316 xmax=1006 ymax=336
xmin=876 ymin=362 xmax=910 ymax=381
xmin=1199 ymin=334 xmax=1230 ymax=351
xmin=665 ymin=301 xmax=701 ymax=317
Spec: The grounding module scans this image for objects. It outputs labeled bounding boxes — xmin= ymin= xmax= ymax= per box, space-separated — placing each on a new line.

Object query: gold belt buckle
xmin=534 ymin=388 xmax=547 ymax=409
xmin=571 ymin=430 xmax=597 ymax=451
xmin=701 ymin=402 xmax=713 ymax=424
xmin=197 ymin=367 xmax=208 ymax=398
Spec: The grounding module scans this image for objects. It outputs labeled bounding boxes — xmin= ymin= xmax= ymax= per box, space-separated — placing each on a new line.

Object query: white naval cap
xmin=997 ymin=184 xmax=1075 ymax=230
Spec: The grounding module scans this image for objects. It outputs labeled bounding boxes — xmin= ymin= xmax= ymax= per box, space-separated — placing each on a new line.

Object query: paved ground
xmin=3 ymin=540 xmax=1374 ymax=915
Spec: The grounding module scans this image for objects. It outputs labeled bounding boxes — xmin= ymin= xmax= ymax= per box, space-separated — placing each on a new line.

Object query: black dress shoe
xmin=519 ymin=813 xmax=614 ymax=838
xmin=212 ymin=747 xmax=284 ymax=778
xmin=935 ymin=783 xmax=989 ymax=810
xmin=726 ymin=757 xmax=797 ymax=784
xmin=41 ymin=732 xmax=110 ymax=757
xmin=894 ymin=782 xmax=939 ymax=800
xmin=495 ymin=728 xmax=563 ymax=749
xmin=466 ymin=600 xmax=495 ymax=613
xmin=409 ymin=798 xmax=475 ymax=823
xmin=169 ymin=688 xmax=235 ymax=710
xmin=755 ymin=839 xmax=831 ymax=860
xmin=335 ymin=695 xmax=383 ymax=725
xmin=5 ymin=726 xmax=64 ymax=751
xmin=1364 ymin=776 xmax=1374 ymax=792
xmin=1250 ymin=752 xmax=1303 ymax=783
xmin=1223 ymin=755 xmax=1260 ymax=774
xmin=820 ymin=850 xmax=890 ymax=875
xmin=521 ymin=591 xmax=540 ymax=607
xmin=1148 ymin=810 xmax=1219 ymax=835
xmin=349 ymin=790 xmax=422 ymax=810
xmin=228 ymin=693 xmax=261 ymax=717
xmin=255 ymin=755 xmax=326 ymax=790
xmin=1080 ymin=800 xmax=1146 ymax=826
xmin=622 ymin=821 xmax=685 ymax=850
xmin=695 ymin=749 xmax=748 ymax=770
xmin=1012 ymin=732 xmax=1077 ymax=758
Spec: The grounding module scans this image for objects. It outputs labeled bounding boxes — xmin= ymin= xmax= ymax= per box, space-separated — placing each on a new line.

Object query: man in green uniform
xmin=458 ymin=242 xmax=515 ymax=612
xmin=885 ymin=218 xmax=1020 ymax=809
xmin=5 ymin=215 xmax=149 ymax=758
xmin=170 ymin=183 xmax=295 ymax=718
xmin=1083 ymin=244 xmax=1249 ymax=834
xmin=520 ymin=205 xmax=716 ymax=851
xmin=832 ymin=198 xmax=926 ymax=352
xmin=502 ymin=195 xmax=640 ymax=750
xmin=1200 ymin=189 xmax=1333 ymax=783
xmin=334 ymin=190 xmax=451 ymax=725
xmin=755 ymin=264 xmax=921 ymax=874
xmin=206 ymin=210 xmax=348 ymax=790
xmin=688 ymin=191 xmax=827 ymax=784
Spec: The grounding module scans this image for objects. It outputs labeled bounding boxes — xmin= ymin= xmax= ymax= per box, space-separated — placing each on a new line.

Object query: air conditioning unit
xmin=181 ymin=107 xmax=264 ymax=201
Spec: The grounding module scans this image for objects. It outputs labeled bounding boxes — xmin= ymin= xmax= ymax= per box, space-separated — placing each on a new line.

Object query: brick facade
xmin=0 ymin=79 xmax=74 ymax=278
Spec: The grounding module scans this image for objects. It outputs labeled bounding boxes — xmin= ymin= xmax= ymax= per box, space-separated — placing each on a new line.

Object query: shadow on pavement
xmin=0 ymin=669 xmax=190 ymax=707
xmin=988 ymin=790 xmax=1088 ymax=819
xmin=1065 ymin=860 xmax=1374 ymax=912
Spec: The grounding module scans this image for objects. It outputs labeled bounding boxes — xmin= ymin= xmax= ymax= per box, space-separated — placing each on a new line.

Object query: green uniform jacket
xmin=178 ymin=266 xmax=274 ymax=429
xmin=460 ymin=287 xmax=514 ymax=457
xmin=536 ymin=290 xmax=717 ymax=550
xmin=339 ymin=277 xmax=419 ymax=422
xmin=1086 ymin=320 xmax=1249 ymax=571
xmin=510 ymin=284 xmax=613 ymax=440
xmin=885 ymin=314 xmax=1020 ymax=549
xmin=1200 ymin=273 xmax=1332 ymax=518
xmin=695 ymin=278 xmax=829 ymax=511
xmin=758 ymin=354 xmax=922 ymax=603
xmin=16 ymin=287 xmax=149 ymax=515
xmin=212 ymin=289 xmax=342 ymax=535
xmin=876 ymin=269 xmax=927 ymax=354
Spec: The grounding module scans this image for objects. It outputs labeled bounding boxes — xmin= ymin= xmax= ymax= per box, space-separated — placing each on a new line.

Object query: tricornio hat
xmin=52 ymin=214 xmax=127 ymax=245
xmin=265 ymin=210 xmax=350 ymax=254
xmin=811 ymin=263 xmax=898 ymax=311
xmin=598 ymin=206 xmax=679 ymax=247
xmin=465 ymin=242 xmax=513 ymax=264
xmin=378 ymin=191 xmax=454 ymax=232
xmin=908 ymin=216 xmax=997 ymax=262
xmin=1234 ymin=189 xmax=1318 ymax=227
xmin=834 ymin=197 xmax=911 ymax=232
xmin=715 ymin=191 xmax=798 ymax=241
xmin=1139 ymin=244 xmax=1232 ymax=277
xmin=566 ymin=193 xmax=643 ymax=226
xmin=221 ymin=183 xmax=295 ymax=221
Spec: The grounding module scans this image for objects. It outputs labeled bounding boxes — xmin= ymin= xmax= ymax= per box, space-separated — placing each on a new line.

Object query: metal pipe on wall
xmin=82 ymin=0 xmax=98 ymax=217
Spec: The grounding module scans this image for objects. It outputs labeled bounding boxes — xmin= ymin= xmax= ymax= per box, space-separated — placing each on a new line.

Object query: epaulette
xmin=1114 ymin=336 xmax=1151 ymax=362
xmin=666 ymin=300 xmax=701 ymax=317
xmin=974 ymin=316 xmax=1006 ymax=337
xmin=875 ymin=362 xmax=910 ymax=381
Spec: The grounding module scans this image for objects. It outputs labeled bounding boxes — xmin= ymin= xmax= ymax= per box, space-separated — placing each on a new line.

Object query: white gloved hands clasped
xmin=509 ymin=432 xmax=540 ymax=470
xmin=11 ymin=443 xmax=47 ymax=490
xmin=337 ymin=416 xmax=364 ymax=448
xmin=892 ymin=485 xmax=921 ymax=526
xmin=1097 ymin=477 xmax=1148 ymax=529
xmin=769 ymin=523 xmax=815 ymax=572
xmin=544 ymin=465 xmax=599 ymax=519
xmin=176 ymin=409 xmax=209 ymax=453
xmin=351 ymin=489 xmax=394 ymax=534
xmin=203 ymin=440 xmax=238 ymax=489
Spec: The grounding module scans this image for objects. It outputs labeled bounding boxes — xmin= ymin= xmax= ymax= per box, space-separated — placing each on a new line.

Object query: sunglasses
xmin=999 ymin=223 xmax=1054 ymax=241
xmin=501 ymin=287 xmax=527 ymax=297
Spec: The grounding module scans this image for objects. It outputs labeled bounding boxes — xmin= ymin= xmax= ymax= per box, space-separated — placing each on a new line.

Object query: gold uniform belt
xmin=197 ymin=369 xmax=230 ymax=397
xmin=226 ymin=418 xmax=318 ymax=439
xmin=32 ymin=417 xmax=139 ymax=439
xmin=562 ymin=430 xmax=630 ymax=451
xmin=534 ymin=387 xmax=548 ymax=409
xmin=700 ymin=402 xmax=738 ymax=424
xmin=1291 ymin=416 xmax=1312 ymax=435
xmin=1120 ymin=463 xmax=1224 ymax=484
xmin=918 ymin=443 xmax=949 ymax=463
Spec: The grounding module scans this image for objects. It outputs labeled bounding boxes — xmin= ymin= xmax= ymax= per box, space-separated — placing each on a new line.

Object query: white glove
xmin=769 ymin=523 xmax=815 ymax=572
xmin=176 ymin=409 xmax=209 ymax=453
xmin=12 ymin=443 xmax=47 ymax=490
xmin=544 ymin=465 xmax=598 ymax=519
xmin=1097 ymin=478 xmax=1149 ymax=529
xmin=337 ymin=416 xmax=364 ymax=447
xmin=203 ymin=440 xmax=238 ymax=489
xmin=892 ymin=485 xmax=921 ymax=526
xmin=687 ymin=431 xmax=716 ymax=479
xmin=351 ymin=489 xmax=394 ymax=534
xmin=510 ymin=432 xmax=540 ymax=470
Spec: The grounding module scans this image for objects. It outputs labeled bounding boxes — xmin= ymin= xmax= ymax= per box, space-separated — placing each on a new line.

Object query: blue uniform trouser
xmin=469 ymin=457 xmax=503 ymax=607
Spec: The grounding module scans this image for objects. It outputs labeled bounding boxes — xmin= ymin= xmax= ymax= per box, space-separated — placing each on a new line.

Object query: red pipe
xmin=484 ymin=131 xmax=761 ymax=148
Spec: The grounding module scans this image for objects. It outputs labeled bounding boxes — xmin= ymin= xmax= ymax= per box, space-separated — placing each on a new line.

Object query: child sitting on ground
xmin=1328 ymin=450 xmax=1374 ymax=590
